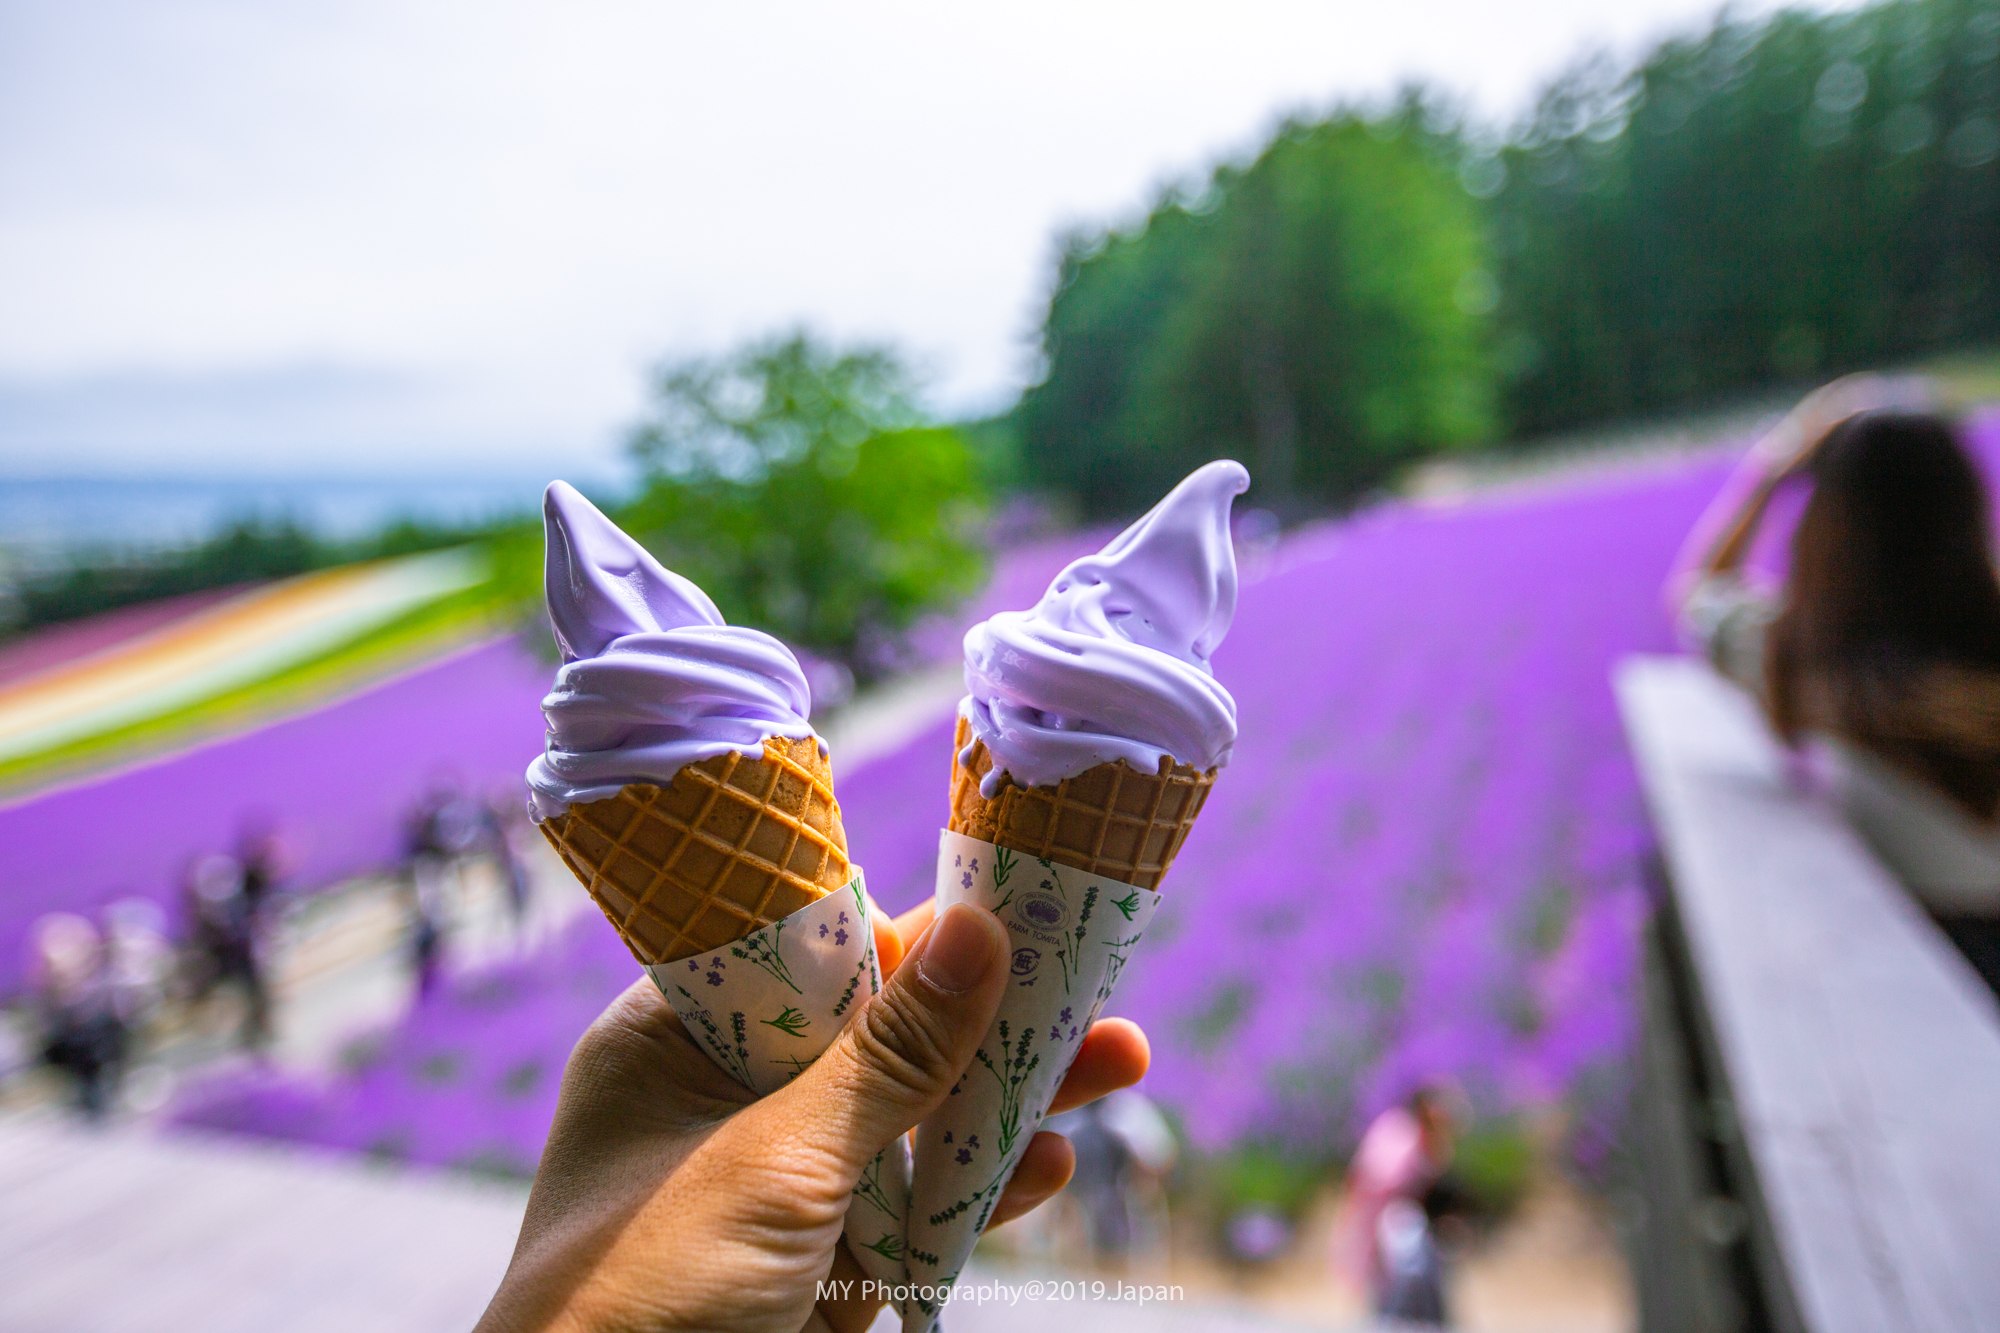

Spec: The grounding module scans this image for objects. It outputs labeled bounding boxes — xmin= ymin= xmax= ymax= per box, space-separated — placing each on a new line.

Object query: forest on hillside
xmin=1018 ymin=0 xmax=2000 ymax=512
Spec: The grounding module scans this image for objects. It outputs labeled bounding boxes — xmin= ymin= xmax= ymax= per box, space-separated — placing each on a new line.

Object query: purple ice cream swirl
xmin=960 ymin=459 xmax=1248 ymax=796
xmin=525 ymin=481 xmax=817 ymax=822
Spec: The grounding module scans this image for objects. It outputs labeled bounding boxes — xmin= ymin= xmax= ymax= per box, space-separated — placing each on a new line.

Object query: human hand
xmin=476 ymin=898 xmax=1150 ymax=1333
xmin=1754 ymin=374 xmax=1897 ymax=476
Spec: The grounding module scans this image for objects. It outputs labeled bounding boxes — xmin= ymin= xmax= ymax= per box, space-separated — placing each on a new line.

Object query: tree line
xmin=1017 ymin=0 xmax=2000 ymax=513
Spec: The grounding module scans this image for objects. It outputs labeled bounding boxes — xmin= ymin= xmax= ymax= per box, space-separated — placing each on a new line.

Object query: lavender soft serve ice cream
xmin=959 ymin=458 xmax=1249 ymax=794
xmin=525 ymin=481 xmax=818 ymax=821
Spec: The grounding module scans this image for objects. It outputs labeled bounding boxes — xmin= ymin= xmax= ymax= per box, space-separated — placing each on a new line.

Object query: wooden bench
xmin=1617 ymin=656 xmax=2000 ymax=1333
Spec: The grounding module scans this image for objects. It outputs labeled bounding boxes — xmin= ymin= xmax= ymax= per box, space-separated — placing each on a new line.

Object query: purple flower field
xmin=850 ymin=456 xmax=1738 ymax=1159
xmin=87 ymin=421 xmax=2000 ymax=1172
xmin=170 ymin=915 xmax=637 ymax=1178
xmin=0 ymin=638 xmax=552 ymax=996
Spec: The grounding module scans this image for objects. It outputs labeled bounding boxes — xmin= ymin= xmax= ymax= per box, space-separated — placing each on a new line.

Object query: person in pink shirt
xmin=1335 ymin=1085 xmax=1461 ymax=1322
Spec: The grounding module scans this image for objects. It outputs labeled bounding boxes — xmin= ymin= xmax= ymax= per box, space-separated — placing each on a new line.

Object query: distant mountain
xmin=0 ymin=473 xmax=577 ymax=560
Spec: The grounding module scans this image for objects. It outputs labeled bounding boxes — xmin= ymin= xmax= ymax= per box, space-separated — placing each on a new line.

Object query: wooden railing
xmin=1616 ymin=657 xmax=2000 ymax=1333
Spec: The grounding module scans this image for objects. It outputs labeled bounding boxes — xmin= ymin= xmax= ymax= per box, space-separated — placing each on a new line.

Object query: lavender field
xmin=0 ymin=638 xmax=551 ymax=996
xmin=91 ymin=422 xmax=2000 ymax=1173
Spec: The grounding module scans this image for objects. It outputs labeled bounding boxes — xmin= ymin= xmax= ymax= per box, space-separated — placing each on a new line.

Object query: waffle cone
xmin=947 ymin=714 xmax=1213 ymax=890
xmin=540 ymin=734 xmax=850 ymax=965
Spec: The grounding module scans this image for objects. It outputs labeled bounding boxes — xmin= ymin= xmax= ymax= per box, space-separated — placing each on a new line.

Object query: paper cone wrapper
xmin=647 ymin=872 xmax=913 ymax=1301
xmin=901 ymin=832 xmax=1163 ymax=1332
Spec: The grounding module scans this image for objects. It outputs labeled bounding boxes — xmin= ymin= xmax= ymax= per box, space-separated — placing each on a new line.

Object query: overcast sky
xmin=0 ymin=0 xmax=1837 ymax=479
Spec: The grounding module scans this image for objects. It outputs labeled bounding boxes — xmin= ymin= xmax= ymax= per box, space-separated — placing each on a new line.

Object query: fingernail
xmin=917 ymin=903 xmax=999 ymax=994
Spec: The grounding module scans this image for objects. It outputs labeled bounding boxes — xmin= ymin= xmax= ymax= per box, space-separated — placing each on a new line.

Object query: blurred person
xmin=183 ymin=852 xmax=274 ymax=1049
xmin=1334 ymin=1085 xmax=1461 ymax=1321
xmin=482 ymin=792 xmax=535 ymax=940
xmin=407 ymin=784 xmax=482 ymax=897
xmin=402 ymin=793 xmax=458 ymax=998
xmin=237 ymin=821 xmax=291 ymax=920
xmin=0 ymin=1022 xmax=29 ymax=1089
xmin=101 ymin=898 xmax=173 ymax=1031
xmin=1063 ymin=1096 xmax=1137 ymax=1263
xmin=407 ymin=885 xmax=446 ymax=999
xmin=1105 ymin=1087 xmax=1179 ymax=1256
xmin=28 ymin=914 xmax=127 ymax=1118
xmin=1058 ymin=1087 xmax=1178 ymax=1268
xmin=401 ymin=862 xmax=448 ymax=1002
xmin=431 ymin=784 xmax=487 ymax=863
xmin=1673 ymin=378 xmax=2000 ymax=992
xmin=475 ymin=901 xmax=1151 ymax=1333
xmin=1373 ymin=1181 xmax=1462 ymax=1327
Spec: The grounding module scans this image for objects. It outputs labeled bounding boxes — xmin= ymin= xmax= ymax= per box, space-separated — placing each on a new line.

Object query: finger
xmin=868 ymin=891 xmax=906 ymax=977
xmin=893 ymin=897 xmax=936 ymax=951
xmin=1045 ymin=1017 xmax=1151 ymax=1117
xmin=740 ymin=903 xmax=1009 ymax=1176
xmin=810 ymin=1241 xmax=883 ymax=1333
xmin=986 ymin=1132 xmax=1076 ymax=1230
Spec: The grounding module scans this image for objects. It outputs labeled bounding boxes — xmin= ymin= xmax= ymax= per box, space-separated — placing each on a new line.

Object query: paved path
xmin=0 ymin=1109 xmax=1334 ymax=1333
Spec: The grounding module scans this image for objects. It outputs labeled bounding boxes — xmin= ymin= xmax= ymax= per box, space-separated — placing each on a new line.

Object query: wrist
xmin=1753 ymin=420 xmax=1802 ymax=472
xmin=477 ymin=1236 xmax=621 ymax=1333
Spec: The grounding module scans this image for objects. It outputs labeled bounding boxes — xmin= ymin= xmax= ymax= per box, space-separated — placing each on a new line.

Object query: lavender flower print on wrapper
xmin=901 ymin=832 xmax=1162 ymax=1333
xmin=646 ymin=874 xmax=911 ymax=1307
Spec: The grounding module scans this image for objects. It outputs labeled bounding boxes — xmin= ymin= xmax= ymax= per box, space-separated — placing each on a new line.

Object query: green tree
xmin=1492 ymin=0 xmax=2000 ymax=433
xmin=1019 ymin=102 xmax=1498 ymax=514
xmin=1 ymin=503 xmax=547 ymax=638
xmin=625 ymin=332 xmax=986 ymax=679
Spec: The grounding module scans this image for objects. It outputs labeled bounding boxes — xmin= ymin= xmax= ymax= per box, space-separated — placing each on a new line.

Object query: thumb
xmin=746 ymin=902 xmax=1009 ymax=1177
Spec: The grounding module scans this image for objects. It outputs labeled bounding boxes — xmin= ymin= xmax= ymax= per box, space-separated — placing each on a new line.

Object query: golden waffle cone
xmin=947 ymin=714 xmax=1214 ymax=890
xmin=540 ymin=734 xmax=851 ymax=965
